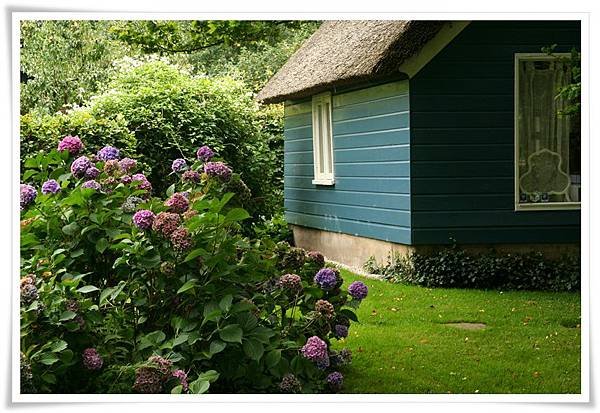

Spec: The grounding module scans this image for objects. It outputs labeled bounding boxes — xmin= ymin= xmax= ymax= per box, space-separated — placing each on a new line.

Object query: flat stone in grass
xmin=444 ymin=322 xmax=487 ymax=330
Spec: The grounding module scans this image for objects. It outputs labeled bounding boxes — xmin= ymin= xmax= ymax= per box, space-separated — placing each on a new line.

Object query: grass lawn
xmin=332 ymin=269 xmax=581 ymax=394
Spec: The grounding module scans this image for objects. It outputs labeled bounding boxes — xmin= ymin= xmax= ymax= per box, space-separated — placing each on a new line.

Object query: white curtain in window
xmin=518 ymin=59 xmax=571 ymax=203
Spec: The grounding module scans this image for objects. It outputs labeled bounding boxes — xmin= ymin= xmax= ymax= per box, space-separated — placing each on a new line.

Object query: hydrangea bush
xmin=20 ymin=137 xmax=367 ymax=394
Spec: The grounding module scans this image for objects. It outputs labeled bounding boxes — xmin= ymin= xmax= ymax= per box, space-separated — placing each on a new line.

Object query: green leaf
xmin=166 ymin=183 xmax=176 ymax=197
xmin=62 ymin=222 xmax=80 ymax=236
xmin=219 ymin=294 xmax=233 ymax=312
xmin=59 ymin=311 xmax=77 ymax=322
xmin=173 ymin=334 xmax=189 ymax=347
xmin=340 ymin=308 xmax=359 ymax=322
xmin=209 ymin=340 xmax=226 ymax=355
xmin=99 ymin=287 xmax=115 ymax=306
xmin=189 ymin=379 xmax=210 ymax=394
xmin=177 ymin=279 xmax=198 ymax=295
xmin=39 ymin=352 xmax=59 ymax=365
xmin=265 ymin=350 xmax=281 ymax=368
xmin=171 ymin=385 xmax=183 ymax=394
xmin=198 ymin=370 xmax=219 ymax=383
xmin=77 ymin=285 xmax=99 ymax=294
xmin=41 ymin=372 xmax=57 ymax=384
xmin=50 ymin=340 xmax=68 ymax=352
xmin=96 ymin=237 xmax=109 ymax=253
xmin=219 ymin=324 xmax=243 ymax=343
xmin=70 ymin=248 xmax=85 ymax=258
xmin=224 ymin=208 xmax=250 ymax=223
xmin=242 ymin=338 xmax=264 ymax=361
xmin=183 ymin=248 xmax=208 ymax=263
xmin=249 ymin=326 xmax=275 ymax=343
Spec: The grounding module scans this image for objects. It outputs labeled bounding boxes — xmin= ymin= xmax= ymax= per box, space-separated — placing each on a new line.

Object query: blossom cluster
xmin=348 ymin=281 xmax=368 ymax=300
xmin=20 ymin=184 xmax=37 ymax=210
xmin=164 ymin=192 xmax=189 ymax=213
xmin=300 ymin=336 xmax=329 ymax=365
xmin=82 ymin=348 xmax=103 ymax=370
xmin=57 ymin=135 xmax=83 ymax=155
xmin=41 ymin=179 xmax=60 ymax=195
xmin=279 ymin=273 xmax=302 ymax=294
xmin=279 ymin=374 xmax=302 ymax=393
xmin=196 ymin=145 xmax=215 ymax=162
xmin=204 ymin=161 xmax=232 ymax=181
xmin=152 ymin=212 xmax=181 ymax=237
xmin=314 ymin=268 xmax=338 ymax=290
xmin=133 ymin=210 xmax=156 ymax=230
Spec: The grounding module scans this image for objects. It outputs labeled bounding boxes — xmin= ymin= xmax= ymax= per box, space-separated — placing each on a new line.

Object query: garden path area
xmin=333 ymin=270 xmax=581 ymax=394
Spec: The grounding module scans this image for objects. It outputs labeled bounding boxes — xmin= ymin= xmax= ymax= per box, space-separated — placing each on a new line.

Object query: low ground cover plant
xmin=364 ymin=245 xmax=580 ymax=292
xmin=19 ymin=136 xmax=368 ymax=394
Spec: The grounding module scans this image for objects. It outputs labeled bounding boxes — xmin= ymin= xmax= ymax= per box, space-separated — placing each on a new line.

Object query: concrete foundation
xmin=290 ymin=225 xmax=580 ymax=270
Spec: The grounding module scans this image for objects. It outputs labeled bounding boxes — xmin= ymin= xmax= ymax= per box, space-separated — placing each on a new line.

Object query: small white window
xmin=514 ymin=53 xmax=581 ymax=210
xmin=311 ymin=92 xmax=335 ymax=185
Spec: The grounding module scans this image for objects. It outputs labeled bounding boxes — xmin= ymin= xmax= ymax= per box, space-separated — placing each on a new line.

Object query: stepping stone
xmin=444 ymin=322 xmax=486 ymax=330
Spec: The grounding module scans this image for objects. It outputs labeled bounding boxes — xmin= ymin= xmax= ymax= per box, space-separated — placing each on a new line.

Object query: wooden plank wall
xmin=409 ymin=20 xmax=581 ymax=244
xmin=283 ymin=80 xmax=412 ymax=244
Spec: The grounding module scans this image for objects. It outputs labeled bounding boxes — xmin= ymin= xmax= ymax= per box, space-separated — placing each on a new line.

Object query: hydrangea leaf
xmin=219 ymin=324 xmax=243 ymax=343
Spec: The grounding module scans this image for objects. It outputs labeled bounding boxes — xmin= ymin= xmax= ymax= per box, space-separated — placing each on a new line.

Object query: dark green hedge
xmin=364 ymin=246 xmax=580 ymax=292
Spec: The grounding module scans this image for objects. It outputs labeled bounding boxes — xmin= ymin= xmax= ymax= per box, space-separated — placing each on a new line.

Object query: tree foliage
xmin=20 ymin=20 xmax=133 ymax=114
xmin=110 ymin=20 xmax=313 ymax=54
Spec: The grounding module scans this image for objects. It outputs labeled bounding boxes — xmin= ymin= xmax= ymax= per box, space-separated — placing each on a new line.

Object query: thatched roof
xmin=257 ymin=20 xmax=445 ymax=104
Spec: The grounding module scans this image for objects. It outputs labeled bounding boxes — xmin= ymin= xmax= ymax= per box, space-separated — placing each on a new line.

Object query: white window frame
xmin=311 ymin=92 xmax=335 ymax=185
xmin=514 ymin=53 xmax=581 ymax=211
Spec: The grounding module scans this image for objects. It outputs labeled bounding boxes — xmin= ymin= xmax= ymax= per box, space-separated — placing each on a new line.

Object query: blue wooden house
xmin=257 ymin=20 xmax=581 ymax=268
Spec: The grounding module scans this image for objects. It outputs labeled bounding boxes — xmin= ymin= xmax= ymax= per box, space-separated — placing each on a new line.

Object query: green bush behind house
xmin=21 ymin=61 xmax=284 ymax=219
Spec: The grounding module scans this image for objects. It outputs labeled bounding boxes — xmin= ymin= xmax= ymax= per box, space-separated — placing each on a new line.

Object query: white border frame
xmin=10 ymin=12 xmax=590 ymax=405
xmin=513 ymin=52 xmax=581 ymax=211
xmin=311 ymin=91 xmax=335 ymax=185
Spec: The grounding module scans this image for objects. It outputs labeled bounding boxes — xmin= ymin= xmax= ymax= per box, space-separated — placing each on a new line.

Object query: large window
xmin=514 ymin=53 xmax=581 ymax=210
xmin=311 ymin=92 xmax=334 ymax=185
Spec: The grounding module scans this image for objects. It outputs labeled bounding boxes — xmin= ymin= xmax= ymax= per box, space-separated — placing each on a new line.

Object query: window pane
xmin=323 ymin=102 xmax=332 ymax=174
xmin=517 ymin=58 xmax=579 ymax=204
xmin=317 ymin=104 xmax=324 ymax=174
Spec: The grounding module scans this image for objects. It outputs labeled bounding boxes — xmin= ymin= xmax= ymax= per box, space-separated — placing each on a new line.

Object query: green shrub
xmin=20 ymin=109 xmax=137 ymax=167
xmin=21 ymin=60 xmax=284 ymax=219
xmin=20 ymin=138 xmax=367 ymax=394
xmin=365 ymin=245 xmax=580 ymax=292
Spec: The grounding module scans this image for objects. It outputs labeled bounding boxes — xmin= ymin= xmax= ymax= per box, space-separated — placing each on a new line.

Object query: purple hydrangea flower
xmin=334 ymin=324 xmax=349 ymax=339
xmin=182 ymin=170 xmax=201 ymax=183
xmin=152 ymin=212 xmax=181 ymax=237
xmin=348 ymin=281 xmax=368 ymax=300
xmin=41 ymin=179 xmax=60 ymax=195
xmin=96 ymin=145 xmax=120 ymax=161
xmin=70 ymin=156 xmax=92 ymax=178
xmin=20 ymin=184 xmax=37 ymax=209
xmin=133 ymin=209 xmax=156 ymax=230
xmin=57 ymin=135 xmax=83 ymax=155
xmin=300 ymin=336 xmax=328 ymax=363
xmin=171 ymin=158 xmax=187 ymax=173
xmin=204 ymin=161 xmax=232 ymax=181
xmin=82 ymin=348 xmax=103 ymax=370
xmin=279 ymin=374 xmax=302 ymax=393
xmin=279 ymin=273 xmax=302 ymax=293
xmin=164 ymin=192 xmax=189 ymax=213
xmin=326 ymin=371 xmax=344 ymax=391
xmin=170 ymin=227 xmax=192 ymax=251
xmin=172 ymin=369 xmax=189 ymax=392
xmin=131 ymin=173 xmax=152 ymax=192
xmin=133 ymin=367 xmax=163 ymax=394
xmin=196 ymin=145 xmax=215 ymax=162
xmin=119 ymin=157 xmax=137 ymax=173
xmin=84 ymin=166 xmax=100 ymax=179
xmin=314 ymin=268 xmax=337 ymax=290
xmin=82 ymin=180 xmax=101 ymax=190
xmin=306 ymin=251 xmax=325 ymax=267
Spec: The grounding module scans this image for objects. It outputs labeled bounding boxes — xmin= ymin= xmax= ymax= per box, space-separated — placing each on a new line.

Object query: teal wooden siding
xmin=283 ymin=80 xmax=412 ymax=244
xmin=410 ymin=20 xmax=581 ymax=245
